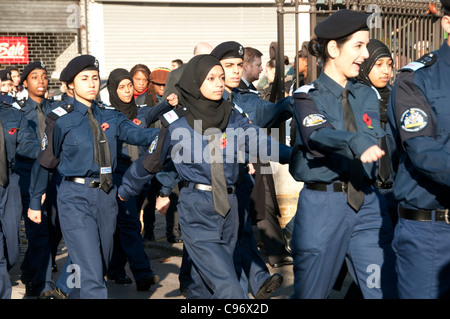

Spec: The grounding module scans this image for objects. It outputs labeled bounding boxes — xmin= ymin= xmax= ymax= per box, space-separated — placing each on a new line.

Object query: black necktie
xmin=341 ymin=89 xmax=364 ymax=212
xmin=208 ymin=133 xmax=230 ymax=217
xmin=87 ymin=107 xmax=113 ymax=193
xmin=0 ymin=120 xmax=8 ymax=187
xmin=37 ymin=103 xmax=46 ymax=140
xmin=378 ymin=136 xmax=390 ymax=182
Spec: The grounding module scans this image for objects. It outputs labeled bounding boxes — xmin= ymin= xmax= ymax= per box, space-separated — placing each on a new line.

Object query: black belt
xmin=399 ymin=206 xmax=450 ymax=224
xmin=183 ymin=181 xmax=235 ymax=194
xmin=305 ymin=182 xmax=348 ymax=193
xmin=65 ymin=176 xmax=101 ymax=188
xmin=376 ymin=181 xmax=393 ymax=189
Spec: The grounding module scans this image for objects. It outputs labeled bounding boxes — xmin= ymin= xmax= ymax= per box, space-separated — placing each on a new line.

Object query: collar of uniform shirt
xmin=317 ymin=71 xmax=357 ymax=99
xmin=441 ymin=40 xmax=450 ymax=66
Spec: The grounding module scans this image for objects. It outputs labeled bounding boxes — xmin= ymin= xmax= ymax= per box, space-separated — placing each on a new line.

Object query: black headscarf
xmin=175 ymin=54 xmax=233 ymax=134
xmin=357 ymin=39 xmax=393 ymax=125
xmin=107 ymin=68 xmax=137 ymax=120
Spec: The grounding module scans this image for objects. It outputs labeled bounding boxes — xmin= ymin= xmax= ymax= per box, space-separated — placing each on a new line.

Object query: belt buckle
xmin=445 ymin=209 xmax=450 ymax=224
xmin=89 ymin=180 xmax=101 ymax=188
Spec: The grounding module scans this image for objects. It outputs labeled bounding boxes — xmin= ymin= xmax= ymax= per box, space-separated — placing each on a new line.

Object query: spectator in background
xmin=147 ymin=67 xmax=170 ymax=106
xmin=239 ymin=47 xmax=263 ymax=91
xmin=260 ymin=59 xmax=276 ymax=101
xmin=6 ymin=66 xmax=21 ymax=96
xmin=0 ymin=70 xmax=14 ymax=95
xmin=171 ymin=59 xmax=183 ymax=70
xmin=130 ymin=64 xmax=152 ymax=106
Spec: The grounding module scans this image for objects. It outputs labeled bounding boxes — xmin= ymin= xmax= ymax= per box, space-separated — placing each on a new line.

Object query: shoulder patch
xmin=401 ymin=53 xmax=437 ymax=72
xmin=160 ymin=107 xmax=188 ymax=127
xmin=302 ymin=113 xmax=327 ymax=127
xmin=400 ymin=107 xmax=429 ymax=132
xmin=294 ymin=83 xmax=317 ymax=95
xmin=48 ymin=103 xmax=73 ymax=120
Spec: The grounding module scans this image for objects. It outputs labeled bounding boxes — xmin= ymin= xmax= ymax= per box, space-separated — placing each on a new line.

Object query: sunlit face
xmin=245 ymin=57 xmax=263 ymax=83
xmin=199 ymin=65 xmax=225 ymax=100
xmin=23 ymin=69 xmax=48 ymax=101
xmin=368 ymin=57 xmax=393 ymax=88
xmin=328 ymin=30 xmax=370 ymax=80
xmin=132 ymin=71 xmax=149 ymax=94
xmin=116 ymin=79 xmax=134 ymax=103
xmin=10 ymin=70 xmax=20 ymax=87
xmin=152 ymin=83 xmax=165 ymax=97
xmin=297 ymin=57 xmax=308 ymax=76
xmin=220 ymin=58 xmax=243 ymax=90
xmin=71 ymin=70 xmax=100 ymax=106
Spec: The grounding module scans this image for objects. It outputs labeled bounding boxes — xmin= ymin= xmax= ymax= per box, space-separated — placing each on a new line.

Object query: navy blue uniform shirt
xmin=29 ymin=98 xmax=159 ymax=210
xmin=387 ymin=41 xmax=450 ymax=210
xmin=289 ymin=71 xmax=385 ymax=183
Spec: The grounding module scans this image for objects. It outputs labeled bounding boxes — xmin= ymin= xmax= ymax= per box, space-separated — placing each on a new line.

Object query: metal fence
xmin=274 ymin=0 xmax=446 ymax=98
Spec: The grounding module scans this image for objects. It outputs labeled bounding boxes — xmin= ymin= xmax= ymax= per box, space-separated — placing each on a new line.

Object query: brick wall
xmin=2 ymin=32 xmax=78 ymax=92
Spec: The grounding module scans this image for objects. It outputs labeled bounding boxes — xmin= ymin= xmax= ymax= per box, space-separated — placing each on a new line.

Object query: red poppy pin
xmin=8 ymin=128 xmax=17 ymax=135
xmin=101 ymin=123 xmax=110 ymax=131
xmin=133 ymin=118 xmax=141 ymax=125
xmin=363 ymin=114 xmax=373 ymax=129
xmin=219 ymin=132 xmax=227 ymax=149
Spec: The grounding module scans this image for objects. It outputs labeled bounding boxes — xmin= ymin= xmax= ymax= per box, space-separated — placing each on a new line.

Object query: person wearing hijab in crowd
xmin=289 ymin=10 xmax=398 ymax=299
xmin=105 ymin=68 xmax=176 ymax=290
xmin=131 ymin=64 xmax=152 ymax=106
xmin=357 ymin=39 xmax=398 ymax=224
xmin=118 ymin=54 xmax=291 ymax=299
xmin=0 ymin=90 xmax=40 ymax=299
xmin=27 ymin=55 xmax=160 ymax=299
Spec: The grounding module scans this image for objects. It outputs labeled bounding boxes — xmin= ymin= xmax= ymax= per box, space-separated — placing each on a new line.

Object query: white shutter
xmin=99 ymin=3 xmax=309 ymax=76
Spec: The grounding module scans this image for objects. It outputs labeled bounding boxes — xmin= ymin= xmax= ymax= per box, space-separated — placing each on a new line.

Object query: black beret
xmin=60 ymin=54 xmax=99 ymax=83
xmin=211 ymin=41 xmax=244 ymax=61
xmin=441 ymin=0 xmax=450 ymax=13
xmin=19 ymin=61 xmax=47 ymax=85
xmin=0 ymin=69 xmax=12 ymax=82
xmin=314 ymin=9 xmax=370 ymax=40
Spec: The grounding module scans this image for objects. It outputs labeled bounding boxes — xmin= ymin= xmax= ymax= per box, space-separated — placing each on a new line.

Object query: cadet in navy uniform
xmin=27 ymin=55 xmax=159 ymax=299
xmin=16 ymin=61 xmax=64 ymax=298
xmin=118 ymin=54 xmax=291 ymax=298
xmin=290 ymin=10 xmax=397 ymax=299
xmin=211 ymin=41 xmax=291 ymax=297
xmin=106 ymin=68 xmax=176 ymax=289
xmin=0 ymin=96 xmax=40 ymax=298
xmin=387 ymin=0 xmax=450 ymax=299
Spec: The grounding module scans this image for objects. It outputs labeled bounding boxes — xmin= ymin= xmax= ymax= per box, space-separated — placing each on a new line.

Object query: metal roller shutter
xmin=97 ymin=2 xmax=309 ymax=76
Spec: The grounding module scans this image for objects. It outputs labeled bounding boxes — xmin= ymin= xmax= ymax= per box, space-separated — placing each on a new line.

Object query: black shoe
xmin=179 ymin=285 xmax=188 ymax=297
xmin=167 ymin=237 xmax=183 ymax=243
xmin=255 ymin=273 xmax=283 ymax=299
xmin=23 ymin=280 xmax=39 ymax=297
xmin=108 ymin=274 xmax=132 ymax=284
xmin=136 ymin=274 xmax=160 ymax=291
xmin=38 ymin=288 xmax=67 ymax=299
xmin=270 ymin=256 xmax=293 ymax=268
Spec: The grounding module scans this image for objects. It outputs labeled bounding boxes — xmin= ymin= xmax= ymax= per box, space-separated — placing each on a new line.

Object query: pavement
xmin=9 ymin=211 xmax=352 ymax=300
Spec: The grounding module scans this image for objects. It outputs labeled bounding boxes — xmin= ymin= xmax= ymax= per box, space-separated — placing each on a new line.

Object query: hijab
xmin=357 ymin=39 xmax=393 ymax=124
xmin=107 ymin=68 xmax=137 ymax=120
xmin=175 ymin=54 xmax=233 ymax=134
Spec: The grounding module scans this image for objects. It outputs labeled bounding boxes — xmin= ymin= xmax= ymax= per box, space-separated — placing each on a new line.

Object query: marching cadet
xmin=387 ymin=0 xmax=450 ymax=298
xmin=289 ymin=10 xmax=397 ymax=299
xmin=27 ymin=55 xmax=159 ymax=299
xmin=118 ymin=54 xmax=291 ymax=298
xmin=0 ymin=90 xmax=40 ymax=298
xmin=106 ymin=68 xmax=175 ymax=290
xmin=16 ymin=61 xmax=64 ymax=298
xmin=211 ymin=41 xmax=291 ymax=298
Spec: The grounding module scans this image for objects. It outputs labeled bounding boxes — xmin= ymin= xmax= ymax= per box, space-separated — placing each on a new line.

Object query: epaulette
xmin=96 ymin=101 xmax=116 ymax=110
xmin=159 ymin=107 xmax=188 ymax=127
xmin=370 ymin=85 xmax=381 ymax=100
xmin=51 ymin=94 xmax=63 ymax=101
xmin=293 ymin=83 xmax=317 ymax=95
xmin=236 ymin=87 xmax=259 ymax=95
xmin=137 ymin=104 xmax=148 ymax=108
xmin=48 ymin=103 xmax=74 ymax=120
xmin=401 ymin=53 xmax=438 ymax=72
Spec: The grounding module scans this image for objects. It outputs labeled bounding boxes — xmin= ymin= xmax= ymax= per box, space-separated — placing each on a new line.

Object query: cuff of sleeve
xmin=118 ymin=186 xmax=130 ymax=201
xmin=29 ymin=198 xmax=42 ymax=211
xmin=349 ymin=134 xmax=376 ymax=159
xmin=160 ymin=186 xmax=172 ymax=195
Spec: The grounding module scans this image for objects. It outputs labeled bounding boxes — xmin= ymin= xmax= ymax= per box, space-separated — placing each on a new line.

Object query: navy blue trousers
xmin=292 ymin=184 xmax=398 ymax=299
xmin=57 ymin=179 xmax=117 ymax=299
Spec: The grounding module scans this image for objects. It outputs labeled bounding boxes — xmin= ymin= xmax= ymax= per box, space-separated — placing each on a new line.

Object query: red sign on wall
xmin=0 ymin=37 xmax=29 ymax=64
